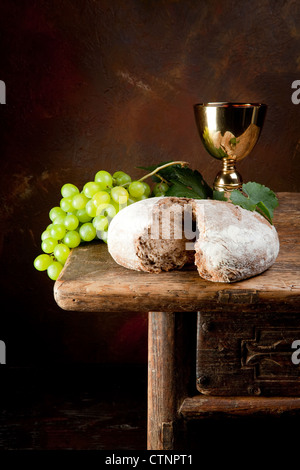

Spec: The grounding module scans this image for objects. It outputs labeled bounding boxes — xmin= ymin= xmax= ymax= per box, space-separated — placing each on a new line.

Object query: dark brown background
xmin=1 ymin=0 xmax=300 ymax=367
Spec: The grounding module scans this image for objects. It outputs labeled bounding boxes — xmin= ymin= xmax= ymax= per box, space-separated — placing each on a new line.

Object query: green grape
xmin=94 ymin=170 xmax=113 ymax=189
xmin=141 ymin=181 xmax=151 ymax=197
xmin=63 ymin=230 xmax=81 ymax=248
xmin=128 ymin=181 xmax=145 ymax=198
xmin=50 ymin=224 xmax=66 ymax=240
xmin=96 ymin=203 xmax=117 ymax=219
xmin=47 ymin=261 xmax=63 ymax=280
xmin=92 ymin=215 xmax=109 ymax=231
xmin=127 ymin=195 xmax=137 ymax=205
xmin=113 ymin=171 xmax=131 ymax=186
xmin=111 ymin=186 xmax=129 ymax=205
xmin=34 ymin=254 xmax=52 ymax=271
xmin=41 ymin=229 xmax=52 ymax=241
xmin=64 ymin=214 xmax=79 ymax=231
xmin=111 ymin=198 xmax=122 ymax=212
xmin=153 ymin=182 xmax=169 ymax=196
xmin=36 ymin=168 xmax=152 ymax=282
xmin=79 ymin=223 xmax=96 ymax=242
xmin=41 ymin=237 xmax=58 ymax=254
xmin=54 ymin=243 xmax=70 ymax=264
xmin=83 ymin=181 xmax=101 ymax=198
xmin=53 ymin=214 xmax=66 ymax=225
xmin=76 ymin=208 xmax=92 ymax=223
xmin=49 ymin=206 xmax=66 ymax=222
xmin=92 ymin=190 xmax=111 ymax=207
xmin=98 ymin=230 xmax=108 ymax=244
xmin=72 ymin=193 xmax=89 ymax=210
xmin=61 ymin=183 xmax=79 ymax=198
xmin=85 ymin=199 xmax=98 ymax=218
xmin=60 ymin=197 xmax=74 ymax=212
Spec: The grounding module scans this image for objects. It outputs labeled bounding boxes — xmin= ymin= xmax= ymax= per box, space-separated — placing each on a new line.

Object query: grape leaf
xmin=229 ymin=190 xmax=257 ymax=211
xmin=230 ymin=182 xmax=279 ymax=223
xmin=168 ymin=167 xmax=212 ymax=199
xmin=138 ymin=162 xmax=212 ymax=198
xmin=213 ymin=190 xmax=227 ymax=201
xmin=165 ymin=181 xmax=203 ymax=199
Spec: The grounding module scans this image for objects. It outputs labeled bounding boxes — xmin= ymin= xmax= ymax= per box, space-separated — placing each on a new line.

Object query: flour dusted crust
xmin=107 ymin=197 xmax=279 ymax=283
xmin=107 ymin=197 xmax=194 ymax=273
xmin=192 ymin=199 xmax=279 ymax=282
xmin=107 ymin=197 xmax=162 ymax=272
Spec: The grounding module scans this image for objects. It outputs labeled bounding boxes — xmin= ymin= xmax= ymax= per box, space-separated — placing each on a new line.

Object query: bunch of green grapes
xmin=33 ymin=170 xmax=151 ymax=281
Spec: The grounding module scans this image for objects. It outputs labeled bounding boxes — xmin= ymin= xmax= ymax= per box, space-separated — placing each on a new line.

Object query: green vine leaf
xmin=167 ymin=167 xmax=213 ymax=199
xmin=213 ymin=190 xmax=227 ymax=201
xmin=230 ymin=182 xmax=279 ymax=224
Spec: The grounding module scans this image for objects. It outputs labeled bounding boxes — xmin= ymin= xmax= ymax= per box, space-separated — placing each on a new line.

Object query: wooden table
xmin=54 ymin=192 xmax=300 ymax=450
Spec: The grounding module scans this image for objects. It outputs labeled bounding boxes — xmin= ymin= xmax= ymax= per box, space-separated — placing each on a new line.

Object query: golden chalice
xmin=194 ymin=102 xmax=267 ymax=192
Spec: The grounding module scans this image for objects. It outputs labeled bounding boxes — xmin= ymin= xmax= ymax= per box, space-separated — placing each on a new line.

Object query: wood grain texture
xmin=54 ymin=193 xmax=300 ymax=313
xmin=180 ymin=396 xmax=300 ymax=419
xmin=147 ymin=312 xmax=176 ymax=450
xmin=197 ymin=311 xmax=300 ymax=396
xmin=147 ymin=312 xmax=197 ymax=450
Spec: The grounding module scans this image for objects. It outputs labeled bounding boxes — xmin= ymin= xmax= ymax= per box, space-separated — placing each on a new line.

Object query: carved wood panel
xmin=197 ymin=312 xmax=300 ymax=396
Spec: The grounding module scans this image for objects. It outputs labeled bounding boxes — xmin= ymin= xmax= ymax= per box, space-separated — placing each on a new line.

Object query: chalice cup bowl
xmin=194 ymin=102 xmax=267 ymax=192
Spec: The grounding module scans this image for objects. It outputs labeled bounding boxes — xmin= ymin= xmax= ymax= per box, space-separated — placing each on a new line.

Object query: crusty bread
xmin=192 ymin=199 xmax=279 ymax=282
xmin=107 ymin=196 xmax=279 ymax=283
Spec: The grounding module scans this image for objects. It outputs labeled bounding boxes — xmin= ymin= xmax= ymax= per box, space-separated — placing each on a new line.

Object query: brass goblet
xmin=194 ymin=102 xmax=267 ymax=192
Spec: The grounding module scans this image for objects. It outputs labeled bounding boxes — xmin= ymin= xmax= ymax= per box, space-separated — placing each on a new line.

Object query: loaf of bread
xmin=107 ymin=196 xmax=279 ymax=283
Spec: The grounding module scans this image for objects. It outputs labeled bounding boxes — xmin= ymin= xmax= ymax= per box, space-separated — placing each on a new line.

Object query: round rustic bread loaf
xmin=107 ymin=196 xmax=279 ymax=283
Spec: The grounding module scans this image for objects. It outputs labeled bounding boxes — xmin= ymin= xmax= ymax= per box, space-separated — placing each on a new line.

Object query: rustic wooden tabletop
xmin=54 ymin=192 xmax=300 ymax=314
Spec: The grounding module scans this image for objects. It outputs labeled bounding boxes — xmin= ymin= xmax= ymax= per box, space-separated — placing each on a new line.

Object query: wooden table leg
xmin=147 ymin=311 xmax=196 ymax=450
xmin=147 ymin=311 xmax=176 ymax=450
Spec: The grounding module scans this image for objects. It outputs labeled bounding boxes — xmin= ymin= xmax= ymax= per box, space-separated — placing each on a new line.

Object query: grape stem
xmin=154 ymin=173 xmax=169 ymax=184
xmin=138 ymin=161 xmax=189 ymax=183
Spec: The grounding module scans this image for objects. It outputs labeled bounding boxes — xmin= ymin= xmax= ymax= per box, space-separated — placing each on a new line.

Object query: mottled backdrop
xmin=1 ymin=0 xmax=300 ymax=366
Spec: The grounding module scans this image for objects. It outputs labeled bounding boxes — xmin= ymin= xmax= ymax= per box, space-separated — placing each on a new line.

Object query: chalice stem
xmin=214 ymin=158 xmax=243 ymax=192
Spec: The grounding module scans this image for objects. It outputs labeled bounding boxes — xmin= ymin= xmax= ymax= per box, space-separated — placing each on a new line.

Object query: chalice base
xmin=213 ymin=158 xmax=243 ymax=192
